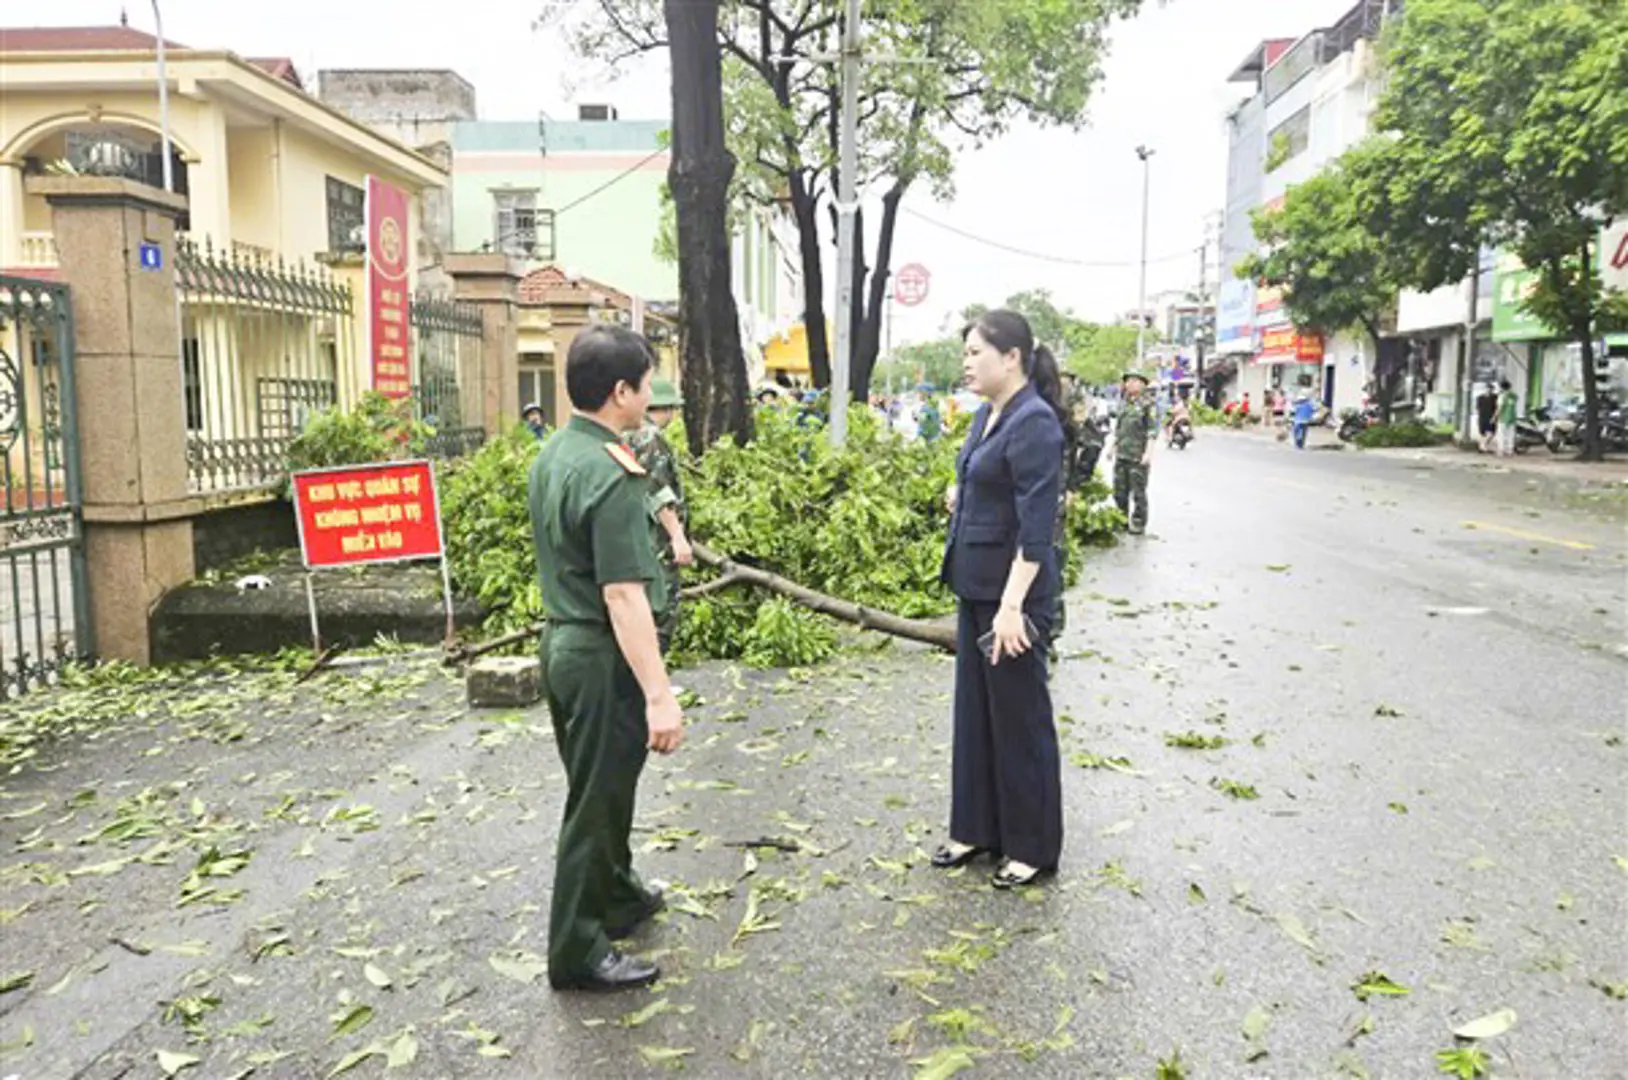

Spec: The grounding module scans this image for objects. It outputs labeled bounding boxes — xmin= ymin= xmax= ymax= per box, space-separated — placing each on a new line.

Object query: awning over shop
xmin=763 ymin=320 xmax=829 ymax=376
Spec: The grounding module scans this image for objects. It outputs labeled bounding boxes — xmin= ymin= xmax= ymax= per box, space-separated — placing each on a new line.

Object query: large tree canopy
xmin=565 ymin=0 xmax=1142 ymax=401
xmin=878 ymin=289 xmax=1144 ymax=391
xmin=1359 ymin=0 xmax=1628 ymax=456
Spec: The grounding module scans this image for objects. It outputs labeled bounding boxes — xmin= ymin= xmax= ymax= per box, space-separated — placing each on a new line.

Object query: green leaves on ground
xmin=1436 ymin=1047 xmax=1490 ymax=1078
xmin=329 ymin=1004 xmax=374 ymax=1039
xmin=1155 ymin=1047 xmax=1189 ymax=1079
xmin=1211 ymin=778 xmax=1260 ymax=800
xmin=487 ymin=951 xmax=548 ymax=984
xmin=910 ymin=1045 xmax=977 ymax=1080
xmin=1069 ymin=750 xmax=1137 ymax=774
xmin=1352 ymin=971 xmax=1411 ymax=1002
xmin=638 ymin=1046 xmax=696 ymax=1071
xmin=1165 ymin=731 xmax=1227 ymax=750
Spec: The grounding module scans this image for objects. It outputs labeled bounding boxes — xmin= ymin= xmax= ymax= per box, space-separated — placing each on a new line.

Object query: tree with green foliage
xmin=1062 ymin=321 xmax=1143 ymax=387
xmin=875 ymin=336 xmax=962 ymax=392
xmin=564 ymin=0 xmax=1142 ymax=402
xmin=1237 ymin=143 xmax=1410 ymax=420
xmin=968 ymin=289 xmax=1144 ymax=386
xmin=1358 ymin=0 xmax=1628 ymax=459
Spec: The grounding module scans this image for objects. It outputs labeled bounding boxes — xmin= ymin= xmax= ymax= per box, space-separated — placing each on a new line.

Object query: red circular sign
xmin=894 ymin=263 xmax=930 ymax=307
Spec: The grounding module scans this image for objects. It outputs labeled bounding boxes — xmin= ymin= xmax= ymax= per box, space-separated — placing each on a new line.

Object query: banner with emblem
xmin=366 ymin=176 xmax=412 ymax=399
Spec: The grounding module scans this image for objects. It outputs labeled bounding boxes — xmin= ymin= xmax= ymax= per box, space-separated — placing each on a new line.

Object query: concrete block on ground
xmin=467 ymin=656 xmax=542 ymax=708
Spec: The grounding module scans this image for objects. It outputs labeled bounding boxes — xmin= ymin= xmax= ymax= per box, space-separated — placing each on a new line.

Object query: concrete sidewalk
xmin=1206 ymin=422 xmax=1628 ymax=490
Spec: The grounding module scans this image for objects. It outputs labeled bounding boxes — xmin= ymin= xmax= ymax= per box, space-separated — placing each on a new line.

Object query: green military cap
xmin=1121 ymin=371 xmax=1150 ymax=385
xmin=649 ymin=377 xmax=683 ymax=409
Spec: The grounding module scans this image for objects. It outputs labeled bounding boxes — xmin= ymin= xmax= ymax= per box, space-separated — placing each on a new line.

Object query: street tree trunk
xmin=1369 ymin=326 xmax=1404 ymax=425
xmin=787 ymin=175 xmax=831 ymax=389
xmin=853 ymin=181 xmax=906 ymax=401
xmin=666 ymin=0 xmax=752 ymax=455
xmin=1576 ymin=325 xmax=1603 ymax=462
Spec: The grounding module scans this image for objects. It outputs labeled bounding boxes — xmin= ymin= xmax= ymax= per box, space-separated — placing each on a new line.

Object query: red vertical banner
xmin=366 ymin=176 xmax=412 ymax=399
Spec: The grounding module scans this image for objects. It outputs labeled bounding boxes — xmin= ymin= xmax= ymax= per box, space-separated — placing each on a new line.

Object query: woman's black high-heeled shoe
xmin=991 ymin=859 xmax=1056 ymax=889
xmin=930 ymin=843 xmax=991 ymax=869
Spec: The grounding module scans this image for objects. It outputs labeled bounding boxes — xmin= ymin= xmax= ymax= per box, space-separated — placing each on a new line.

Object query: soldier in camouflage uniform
xmin=1048 ymin=376 xmax=1101 ymax=655
xmin=627 ymin=377 xmax=692 ymax=653
xmin=1107 ymin=371 xmax=1155 ymax=535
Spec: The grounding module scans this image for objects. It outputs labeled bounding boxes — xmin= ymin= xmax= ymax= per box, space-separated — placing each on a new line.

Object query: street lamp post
xmin=1135 ymin=145 xmax=1154 ymax=369
xmin=152 ymin=0 xmax=174 ymax=192
xmin=830 ymin=0 xmax=861 ymax=446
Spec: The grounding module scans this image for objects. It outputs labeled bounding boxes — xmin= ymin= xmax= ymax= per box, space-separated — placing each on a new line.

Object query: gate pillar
xmin=34 ymin=176 xmax=194 ymax=665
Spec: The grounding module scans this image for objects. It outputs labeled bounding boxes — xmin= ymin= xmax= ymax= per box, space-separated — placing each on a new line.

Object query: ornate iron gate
xmin=409 ymin=294 xmax=487 ymax=458
xmin=0 ymin=276 xmax=89 ymax=697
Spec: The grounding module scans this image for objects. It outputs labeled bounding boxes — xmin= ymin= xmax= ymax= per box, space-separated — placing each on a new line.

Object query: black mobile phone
xmin=976 ymin=615 xmax=1039 ymax=664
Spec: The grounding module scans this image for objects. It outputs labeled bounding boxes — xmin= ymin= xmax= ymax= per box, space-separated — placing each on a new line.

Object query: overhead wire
xmin=903 ymin=206 xmax=1197 ymax=268
xmin=551 ymin=148 xmax=669 ymax=217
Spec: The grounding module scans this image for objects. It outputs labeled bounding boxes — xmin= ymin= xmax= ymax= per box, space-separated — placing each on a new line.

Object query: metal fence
xmin=0 ymin=275 xmax=89 ymax=698
xmin=409 ymin=293 xmax=487 ymax=458
xmin=177 ymin=238 xmax=358 ymax=493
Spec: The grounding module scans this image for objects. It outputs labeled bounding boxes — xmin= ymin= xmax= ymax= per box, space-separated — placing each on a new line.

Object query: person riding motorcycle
xmin=1165 ymin=398 xmax=1194 ymax=448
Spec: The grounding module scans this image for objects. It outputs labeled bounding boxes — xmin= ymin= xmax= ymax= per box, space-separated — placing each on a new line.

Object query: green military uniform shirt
xmin=626 ymin=422 xmax=686 ymax=553
xmin=528 ymin=416 xmax=662 ymax=623
xmin=1115 ymin=391 xmax=1157 ymax=459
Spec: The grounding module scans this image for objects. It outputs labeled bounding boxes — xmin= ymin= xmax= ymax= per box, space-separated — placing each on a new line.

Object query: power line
xmin=551 ymin=148 xmax=668 ymax=218
xmin=903 ymin=206 xmax=1196 ymax=269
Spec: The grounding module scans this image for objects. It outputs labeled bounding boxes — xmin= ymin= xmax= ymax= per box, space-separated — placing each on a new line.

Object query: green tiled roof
xmin=452 ymin=119 xmax=668 ymax=153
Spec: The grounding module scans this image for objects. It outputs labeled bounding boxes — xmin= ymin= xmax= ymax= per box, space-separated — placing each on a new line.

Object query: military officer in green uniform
xmin=1106 ymin=371 xmax=1155 ymax=534
xmin=626 ymin=377 xmax=693 ymax=654
xmin=528 ymin=325 xmax=685 ymax=993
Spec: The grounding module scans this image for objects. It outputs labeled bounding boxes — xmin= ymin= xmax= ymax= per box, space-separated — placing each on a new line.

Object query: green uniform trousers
xmin=540 ymin=623 xmax=655 ymax=980
xmin=1113 ymin=460 xmax=1150 ymax=531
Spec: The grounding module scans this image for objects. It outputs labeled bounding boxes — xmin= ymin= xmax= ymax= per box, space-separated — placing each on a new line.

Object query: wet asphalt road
xmin=0 ymin=432 xmax=1623 ymax=1080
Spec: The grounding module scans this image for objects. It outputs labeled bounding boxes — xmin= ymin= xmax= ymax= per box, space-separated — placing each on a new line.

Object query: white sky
xmin=48 ymin=0 xmax=1359 ymax=344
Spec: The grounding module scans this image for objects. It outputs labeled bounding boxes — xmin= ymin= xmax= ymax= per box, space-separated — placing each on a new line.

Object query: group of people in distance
xmin=525 ymin=309 xmax=1144 ymax=992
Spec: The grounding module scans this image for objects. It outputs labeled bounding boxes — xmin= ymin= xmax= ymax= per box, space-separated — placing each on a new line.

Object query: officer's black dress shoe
xmin=930 ymin=843 xmax=992 ymax=869
xmin=606 ymin=886 xmax=667 ymax=938
xmin=549 ymin=949 xmax=660 ymax=992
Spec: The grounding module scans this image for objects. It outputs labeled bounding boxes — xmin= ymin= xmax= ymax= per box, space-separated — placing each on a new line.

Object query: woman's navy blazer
xmin=941 ymin=382 xmax=1064 ymax=605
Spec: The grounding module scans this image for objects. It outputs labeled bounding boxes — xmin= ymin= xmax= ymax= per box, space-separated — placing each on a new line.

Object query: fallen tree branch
xmin=679 ymin=569 xmax=747 ymax=600
xmin=446 ymin=542 xmax=959 ymax=665
xmin=691 ymin=542 xmax=957 ymax=652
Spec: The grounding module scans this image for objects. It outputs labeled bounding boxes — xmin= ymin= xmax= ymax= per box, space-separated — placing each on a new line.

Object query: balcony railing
xmin=19 ymin=232 xmax=57 ymax=268
xmin=14 ymin=232 xmax=275 ymax=273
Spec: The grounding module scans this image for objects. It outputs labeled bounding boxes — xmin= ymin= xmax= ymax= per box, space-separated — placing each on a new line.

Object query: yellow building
xmin=1 ymin=26 xmax=462 ymax=495
xmin=0 ymin=25 xmax=444 ymax=276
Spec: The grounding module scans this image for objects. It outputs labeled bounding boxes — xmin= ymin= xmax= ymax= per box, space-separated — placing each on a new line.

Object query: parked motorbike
xmin=1337 ymin=405 xmax=1381 ymax=442
xmin=1512 ymin=415 xmax=1548 ymax=454
xmin=1544 ymin=393 xmax=1624 ymax=453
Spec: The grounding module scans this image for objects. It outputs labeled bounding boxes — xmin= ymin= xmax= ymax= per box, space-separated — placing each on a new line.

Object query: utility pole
xmin=1194 ymin=238 xmax=1207 ymax=393
xmin=152 ymin=0 xmax=173 ymax=192
xmin=1460 ymin=247 xmax=1482 ymax=443
xmin=829 ymin=0 xmax=861 ymax=446
xmin=1135 ymin=145 xmax=1154 ymax=369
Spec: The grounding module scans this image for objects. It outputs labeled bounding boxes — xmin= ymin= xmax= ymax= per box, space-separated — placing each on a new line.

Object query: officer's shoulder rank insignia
xmin=605 ymin=442 xmax=648 ymax=475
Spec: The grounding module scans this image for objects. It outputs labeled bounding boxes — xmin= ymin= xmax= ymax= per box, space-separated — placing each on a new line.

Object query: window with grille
xmin=326 ymin=176 xmax=365 ymax=253
xmin=494 ymin=191 xmax=551 ymax=258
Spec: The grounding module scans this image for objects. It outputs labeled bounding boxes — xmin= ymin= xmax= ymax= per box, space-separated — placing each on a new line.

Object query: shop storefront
xmin=1491 ymin=248 xmax=1628 ymax=412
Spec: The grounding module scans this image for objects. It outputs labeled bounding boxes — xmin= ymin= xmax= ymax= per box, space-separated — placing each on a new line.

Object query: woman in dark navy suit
xmin=933 ymin=309 xmax=1068 ymax=889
